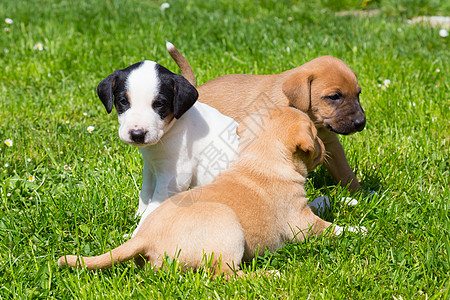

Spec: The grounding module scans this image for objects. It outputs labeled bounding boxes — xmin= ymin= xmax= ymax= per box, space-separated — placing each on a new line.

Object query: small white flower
xmin=83 ymin=112 xmax=88 ymax=116
xmin=160 ymin=2 xmax=170 ymax=11
xmin=80 ymin=158 xmax=84 ymax=162
xmin=28 ymin=175 xmax=35 ymax=182
xmin=286 ymin=46 xmax=290 ymax=53
xmin=439 ymin=29 xmax=449 ymax=38
xmin=27 ymin=158 xmax=32 ymax=162
xmin=63 ymin=165 xmax=71 ymax=170
xmin=4 ymin=163 xmax=9 ymax=167
xmin=33 ymin=43 xmax=43 ymax=51
xmin=381 ymin=85 xmax=386 ymax=91
xmin=4 ymin=27 xmax=10 ymax=32
xmin=436 ymin=68 xmax=440 ymax=73
xmin=383 ymin=79 xmax=391 ymax=87
xmin=4 ymin=139 xmax=13 ymax=147
xmin=407 ymin=19 xmax=412 ymax=24
xmin=6 ymin=193 xmax=11 ymax=197
xmin=87 ymin=126 xmax=95 ymax=133
xmin=5 ymin=18 xmax=13 ymax=25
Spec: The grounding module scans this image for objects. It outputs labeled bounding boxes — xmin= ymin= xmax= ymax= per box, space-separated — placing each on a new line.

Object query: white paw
xmin=308 ymin=196 xmax=331 ymax=216
xmin=340 ymin=197 xmax=358 ymax=206
xmin=346 ymin=226 xmax=367 ymax=235
xmin=334 ymin=225 xmax=367 ymax=235
xmin=266 ymin=270 xmax=281 ymax=278
xmin=334 ymin=225 xmax=344 ymax=235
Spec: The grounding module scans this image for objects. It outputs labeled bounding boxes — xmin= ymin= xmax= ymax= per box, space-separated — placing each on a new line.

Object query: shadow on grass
xmin=308 ymin=164 xmax=385 ymax=194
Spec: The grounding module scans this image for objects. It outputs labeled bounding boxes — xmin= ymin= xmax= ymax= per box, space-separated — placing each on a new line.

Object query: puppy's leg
xmin=137 ymin=163 xmax=156 ymax=217
xmin=174 ymin=202 xmax=245 ymax=277
xmin=297 ymin=205 xmax=333 ymax=238
xmin=132 ymin=173 xmax=192 ymax=237
xmin=319 ymin=130 xmax=361 ymax=192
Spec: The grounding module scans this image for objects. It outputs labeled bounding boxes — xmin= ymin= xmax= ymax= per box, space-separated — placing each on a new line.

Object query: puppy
xmin=58 ymin=107 xmax=363 ymax=273
xmin=167 ymin=43 xmax=366 ymax=192
xmin=97 ymin=60 xmax=239 ymax=235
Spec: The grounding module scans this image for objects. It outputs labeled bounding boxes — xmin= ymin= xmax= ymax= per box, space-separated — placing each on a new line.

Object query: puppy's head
xmin=282 ymin=56 xmax=366 ymax=135
xmin=97 ymin=61 xmax=198 ymax=146
xmin=237 ymin=107 xmax=325 ymax=173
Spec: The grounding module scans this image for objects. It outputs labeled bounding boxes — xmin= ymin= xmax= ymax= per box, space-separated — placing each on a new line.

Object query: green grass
xmin=1 ymin=0 xmax=449 ymax=298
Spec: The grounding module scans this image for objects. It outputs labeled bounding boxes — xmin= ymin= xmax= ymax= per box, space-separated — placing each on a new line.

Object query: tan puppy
xmin=58 ymin=107 xmax=354 ymax=274
xmin=167 ymin=44 xmax=365 ymax=192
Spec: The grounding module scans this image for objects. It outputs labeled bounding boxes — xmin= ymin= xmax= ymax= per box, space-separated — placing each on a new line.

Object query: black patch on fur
xmin=97 ymin=61 xmax=143 ymax=114
xmin=156 ymin=64 xmax=198 ymax=119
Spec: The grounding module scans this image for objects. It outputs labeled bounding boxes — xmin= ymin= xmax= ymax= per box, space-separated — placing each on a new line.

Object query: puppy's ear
xmin=173 ymin=74 xmax=198 ymax=119
xmin=282 ymin=73 xmax=313 ymax=112
xmin=294 ymin=125 xmax=316 ymax=155
xmin=97 ymin=71 xmax=118 ymax=114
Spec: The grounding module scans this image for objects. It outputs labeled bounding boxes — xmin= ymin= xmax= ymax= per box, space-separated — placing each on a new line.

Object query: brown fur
xmin=58 ymin=107 xmax=334 ymax=275
xmin=168 ymin=45 xmax=365 ymax=192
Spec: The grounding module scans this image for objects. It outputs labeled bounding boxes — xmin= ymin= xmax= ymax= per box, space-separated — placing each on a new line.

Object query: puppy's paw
xmin=310 ymin=195 xmax=359 ymax=217
xmin=308 ymin=196 xmax=331 ymax=217
xmin=340 ymin=197 xmax=358 ymax=206
xmin=266 ymin=269 xmax=281 ymax=278
xmin=333 ymin=225 xmax=367 ymax=236
xmin=346 ymin=226 xmax=367 ymax=235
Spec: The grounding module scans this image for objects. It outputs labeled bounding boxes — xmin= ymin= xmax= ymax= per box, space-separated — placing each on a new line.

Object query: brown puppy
xmin=167 ymin=44 xmax=365 ymax=192
xmin=58 ymin=107 xmax=353 ymax=274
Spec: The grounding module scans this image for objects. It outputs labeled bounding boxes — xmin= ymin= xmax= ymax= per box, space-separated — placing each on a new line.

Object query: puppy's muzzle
xmin=130 ymin=129 xmax=148 ymax=144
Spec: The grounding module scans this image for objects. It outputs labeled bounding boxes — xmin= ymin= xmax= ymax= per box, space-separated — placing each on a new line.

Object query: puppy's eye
xmin=119 ymin=98 xmax=128 ymax=106
xmin=327 ymin=94 xmax=341 ymax=101
xmin=152 ymin=100 xmax=164 ymax=109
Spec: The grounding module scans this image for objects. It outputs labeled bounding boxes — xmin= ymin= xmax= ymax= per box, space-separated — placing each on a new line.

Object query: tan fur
xmin=58 ymin=107 xmax=334 ymax=274
xmin=167 ymin=45 xmax=365 ymax=192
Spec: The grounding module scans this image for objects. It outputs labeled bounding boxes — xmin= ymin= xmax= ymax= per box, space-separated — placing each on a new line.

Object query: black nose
xmin=130 ymin=129 xmax=147 ymax=143
xmin=353 ymin=118 xmax=366 ymax=132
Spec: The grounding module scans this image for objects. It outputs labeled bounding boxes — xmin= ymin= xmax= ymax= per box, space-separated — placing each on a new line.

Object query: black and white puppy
xmin=98 ymin=61 xmax=239 ymax=235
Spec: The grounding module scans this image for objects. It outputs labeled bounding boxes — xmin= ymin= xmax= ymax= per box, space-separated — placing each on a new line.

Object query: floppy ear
xmin=295 ymin=128 xmax=315 ymax=155
xmin=172 ymin=74 xmax=198 ymax=119
xmin=97 ymin=71 xmax=118 ymax=114
xmin=282 ymin=73 xmax=313 ymax=112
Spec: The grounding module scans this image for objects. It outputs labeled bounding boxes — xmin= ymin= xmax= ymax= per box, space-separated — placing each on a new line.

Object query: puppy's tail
xmin=58 ymin=236 xmax=146 ymax=270
xmin=166 ymin=41 xmax=196 ymax=87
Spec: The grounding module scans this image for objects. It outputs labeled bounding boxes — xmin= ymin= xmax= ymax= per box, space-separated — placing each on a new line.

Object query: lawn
xmin=0 ymin=0 xmax=449 ymax=298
